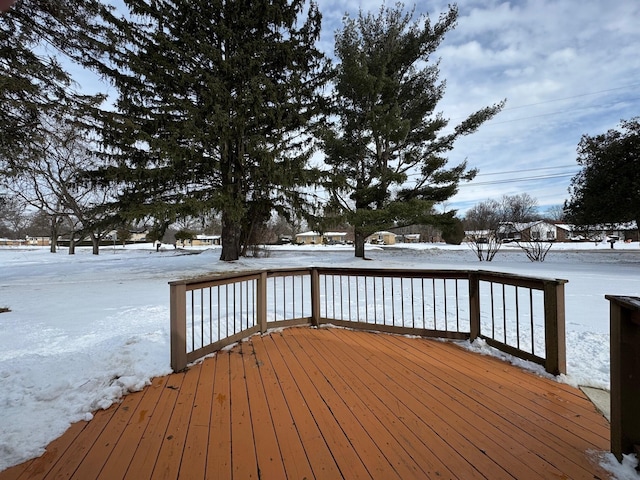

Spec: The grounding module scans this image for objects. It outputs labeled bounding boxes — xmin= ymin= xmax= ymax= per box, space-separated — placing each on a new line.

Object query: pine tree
xmin=97 ymin=0 xmax=325 ymax=261
xmin=319 ymin=4 xmax=504 ymax=258
xmin=0 ymin=0 xmax=106 ymax=163
xmin=565 ymin=118 xmax=640 ymax=229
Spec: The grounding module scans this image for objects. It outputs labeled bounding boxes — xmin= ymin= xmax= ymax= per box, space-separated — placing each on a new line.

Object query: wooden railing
xmin=606 ymin=295 xmax=640 ymax=462
xmin=170 ymin=267 xmax=567 ymax=375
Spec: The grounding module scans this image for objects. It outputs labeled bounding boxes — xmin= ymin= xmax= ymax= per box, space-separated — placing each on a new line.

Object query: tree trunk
xmin=90 ymin=233 xmax=100 ymax=255
xmin=69 ymin=236 xmax=76 ymax=255
xmin=49 ymin=216 xmax=58 ymax=253
xmin=220 ymin=212 xmax=241 ymax=261
xmin=354 ymin=229 xmax=367 ymax=259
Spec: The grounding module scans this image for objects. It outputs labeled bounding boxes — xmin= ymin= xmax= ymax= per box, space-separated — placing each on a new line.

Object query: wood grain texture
xmin=1 ymin=327 xmax=611 ymax=480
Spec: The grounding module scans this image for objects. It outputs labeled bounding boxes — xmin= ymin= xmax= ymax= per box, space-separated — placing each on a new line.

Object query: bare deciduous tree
xmin=464 ymin=194 xmax=541 ymax=261
xmin=464 ymin=199 xmax=503 ymax=261
xmin=2 ymin=117 xmax=116 ymax=254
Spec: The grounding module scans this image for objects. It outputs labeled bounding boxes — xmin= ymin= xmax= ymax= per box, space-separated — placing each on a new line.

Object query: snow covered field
xmin=1 ymin=241 xmax=640 ymax=475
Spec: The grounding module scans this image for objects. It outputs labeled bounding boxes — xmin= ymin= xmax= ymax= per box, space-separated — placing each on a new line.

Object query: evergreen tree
xmin=97 ymin=0 xmax=325 ymax=261
xmin=319 ymin=4 xmax=504 ymax=258
xmin=0 ymin=0 xmax=106 ymax=164
xmin=565 ymin=118 xmax=640 ymax=229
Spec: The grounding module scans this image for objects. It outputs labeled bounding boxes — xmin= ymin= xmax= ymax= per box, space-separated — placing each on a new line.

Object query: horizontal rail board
xmin=266 ymin=318 xmax=311 ymax=330
xmin=319 ymin=319 xmax=471 ymax=340
xmin=480 ymin=335 xmax=546 ymax=367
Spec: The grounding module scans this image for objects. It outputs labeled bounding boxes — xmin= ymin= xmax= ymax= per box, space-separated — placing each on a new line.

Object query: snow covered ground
xmin=1 ymin=241 xmax=640 ymax=476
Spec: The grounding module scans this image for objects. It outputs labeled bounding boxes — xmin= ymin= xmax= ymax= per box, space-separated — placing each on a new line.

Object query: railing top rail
xmin=475 ymin=270 xmax=568 ymax=289
xmin=168 ymin=267 xmax=314 ymax=287
xmin=605 ymin=295 xmax=640 ymax=310
xmin=314 ymin=266 xmax=469 ymax=279
xmin=169 ymin=266 xmax=567 ymax=289
xmin=169 ymin=271 xmax=262 ymax=287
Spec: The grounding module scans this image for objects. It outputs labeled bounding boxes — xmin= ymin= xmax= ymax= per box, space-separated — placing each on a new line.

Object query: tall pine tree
xmin=319 ymin=5 xmax=504 ymax=258
xmin=0 ymin=0 xmax=106 ymax=167
xmin=97 ymin=0 xmax=325 ymax=260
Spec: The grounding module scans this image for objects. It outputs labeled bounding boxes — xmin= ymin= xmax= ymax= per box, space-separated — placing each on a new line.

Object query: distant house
xmin=25 ymin=236 xmax=50 ymax=246
xmin=554 ymin=224 xmax=574 ymax=242
xmin=295 ymin=231 xmax=323 ymax=245
xmin=366 ymin=231 xmax=397 ymax=245
xmin=191 ymin=234 xmax=221 ymax=246
xmin=563 ymin=221 xmax=639 ymax=243
xmin=177 ymin=234 xmax=221 ymax=247
xmin=397 ymin=233 xmax=420 ymax=243
xmin=498 ymin=221 xmax=558 ymax=242
xmin=129 ymin=231 xmax=148 ymax=242
xmin=295 ymin=231 xmax=347 ymax=245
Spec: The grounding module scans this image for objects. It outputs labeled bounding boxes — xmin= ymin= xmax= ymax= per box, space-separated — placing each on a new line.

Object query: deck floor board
xmin=1 ymin=327 xmax=611 ymax=480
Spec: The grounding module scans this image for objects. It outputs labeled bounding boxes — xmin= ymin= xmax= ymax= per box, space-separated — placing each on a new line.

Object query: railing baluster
xmin=410 ymin=278 xmax=415 ymax=329
xmin=529 ymin=289 xmax=534 ymax=355
xmin=373 ymin=276 xmax=378 ymax=324
xmin=490 ymin=282 xmax=495 ymax=339
xmin=364 ymin=276 xmax=369 ymax=324
xmin=200 ymin=289 xmax=204 ymax=348
xmin=443 ymin=279 xmax=448 ymax=331
xmin=421 ymin=278 xmax=426 ymax=329
xmin=455 ymin=279 xmax=460 ymax=332
xmin=391 ymin=278 xmax=396 ymax=326
xmin=515 ymin=286 xmax=520 ymax=350
xmin=432 ymin=279 xmax=436 ymax=329
xmin=191 ymin=291 xmax=195 ymax=350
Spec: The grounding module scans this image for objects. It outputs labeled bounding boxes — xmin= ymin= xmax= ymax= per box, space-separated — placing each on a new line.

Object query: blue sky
xmin=70 ymin=0 xmax=640 ymax=216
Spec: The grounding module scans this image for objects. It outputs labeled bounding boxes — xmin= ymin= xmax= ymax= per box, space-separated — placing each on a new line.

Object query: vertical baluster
xmin=502 ymin=283 xmax=507 ymax=344
xmin=432 ymin=278 xmax=436 ymax=329
xmin=200 ymin=288 xmax=204 ymax=349
xmin=490 ymin=282 xmax=495 ymax=339
xmin=191 ymin=290 xmax=195 ymax=351
xmin=515 ymin=286 xmax=520 ymax=350
xmin=530 ymin=288 xmax=535 ymax=355
xmin=443 ymin=279 xmax=448 ymax=332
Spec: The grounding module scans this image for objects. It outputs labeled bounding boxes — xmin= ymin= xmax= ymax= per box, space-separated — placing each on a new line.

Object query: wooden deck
xmin=1 ymin=327 xmax=610 ymax=480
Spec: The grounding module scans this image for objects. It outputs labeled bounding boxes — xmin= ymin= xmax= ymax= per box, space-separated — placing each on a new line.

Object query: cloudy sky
xmin=71 ymin=0 xmax=640 ymax=216
xmin=313 ymin=0 xmax=640 ymax=215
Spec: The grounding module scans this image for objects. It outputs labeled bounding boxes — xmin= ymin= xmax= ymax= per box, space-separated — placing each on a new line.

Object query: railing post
xmin=311 ymin=268 xmax=320 ymax=327
xmin=468 ymin=272 xmax=480 ymax=340
xmin=257 ymin=272 xmax=268 ymax=333
xmin=170 ymin=282 xmax=188 ymax=372
xmin=606 ymin=295 xmax=640 ymax=462
xmin=543 ymin=280 xmax=566 ymax=375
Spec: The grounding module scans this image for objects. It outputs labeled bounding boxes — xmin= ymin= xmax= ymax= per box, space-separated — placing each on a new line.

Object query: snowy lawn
xmin=1 ymin=241 xmax=640 ymax=475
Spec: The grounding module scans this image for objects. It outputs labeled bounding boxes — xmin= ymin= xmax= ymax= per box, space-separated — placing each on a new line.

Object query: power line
xmin=461 ymin=172 xmax=575 ymax=187
xmin=484 ymin=97 xmax=640 ymax=127
xmin=475 ymin=165 xmax=579 ymax=177
xmin=445 ymin=84 xmax=640 ymax=128
xmin=500 ymin=83 xmax=640 ymax=112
